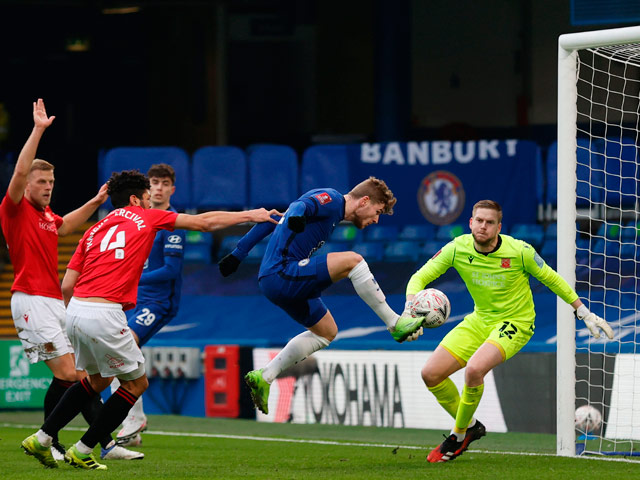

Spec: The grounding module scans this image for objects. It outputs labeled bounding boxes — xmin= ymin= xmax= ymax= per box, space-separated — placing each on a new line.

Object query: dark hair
xmin=348 ymin=176 xmax=397 ymax=215
xmin=147 ymin=163 xmax=176 ymax=185
xmin=107 ymin=170 xmax=150 ymax=209
xmin=472 ymin=199 xmax=503 ymax=222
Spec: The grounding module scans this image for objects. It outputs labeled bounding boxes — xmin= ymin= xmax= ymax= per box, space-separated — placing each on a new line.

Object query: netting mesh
xmin=574 ymin=44 xmax=640 ymax=456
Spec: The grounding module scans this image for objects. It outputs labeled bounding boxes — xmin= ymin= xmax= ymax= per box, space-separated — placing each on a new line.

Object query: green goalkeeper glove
xmin=575 ymin=305 xmax=614 ymax=339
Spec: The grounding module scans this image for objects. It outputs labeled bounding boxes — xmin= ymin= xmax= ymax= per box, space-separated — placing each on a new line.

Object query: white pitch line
xmin=2 ymin=423 xmax=639 ymax=464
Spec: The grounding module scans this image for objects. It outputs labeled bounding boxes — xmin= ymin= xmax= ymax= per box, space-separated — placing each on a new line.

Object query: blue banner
xmin=345 ymin=140 xmax=541 ymax=229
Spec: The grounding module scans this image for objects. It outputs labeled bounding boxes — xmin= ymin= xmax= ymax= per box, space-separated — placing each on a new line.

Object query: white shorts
xmin=11 ymin=291 xmax=73 ymax=364
xmin=66 ymin=298 xmax=145 ymax=381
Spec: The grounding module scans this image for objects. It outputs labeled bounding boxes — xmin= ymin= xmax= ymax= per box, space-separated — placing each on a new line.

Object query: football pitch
xmin=1 ymin=412 xmax=638 ymax=479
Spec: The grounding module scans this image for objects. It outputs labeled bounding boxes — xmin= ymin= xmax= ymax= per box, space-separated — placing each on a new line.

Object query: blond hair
xmin=348 ymin=176 xmax=397 ymax=215
xmin=472 ymin=199 xmax=502 ymax=222
xmin=30 ymin=159 xmax=54 ymax=173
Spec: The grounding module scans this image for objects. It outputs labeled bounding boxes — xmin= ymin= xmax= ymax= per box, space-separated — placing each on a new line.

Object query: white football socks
xmin=262 ymin=331 xmax=330 ymax=383
xmin=36 ymin=429 xmax=53 ymax=447
xmin=348 ymin=259 xmax=399 ymax=328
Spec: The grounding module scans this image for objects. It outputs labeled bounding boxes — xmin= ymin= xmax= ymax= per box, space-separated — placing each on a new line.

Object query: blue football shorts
xmin=126 ymin=302 xmax=174 ymax=346
xmin=259 ymin=255 xmax=333 ymax=328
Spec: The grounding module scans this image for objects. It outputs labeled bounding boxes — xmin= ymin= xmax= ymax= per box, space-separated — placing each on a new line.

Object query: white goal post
xmin=557 ymin=25 xmax=640 ymax=457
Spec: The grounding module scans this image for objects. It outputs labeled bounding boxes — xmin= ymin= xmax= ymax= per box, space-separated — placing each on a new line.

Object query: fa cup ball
xmin=574 ymin=405 xmax=602 ymax=434
xmin=408 ymin=288 xmax=451 ymax=328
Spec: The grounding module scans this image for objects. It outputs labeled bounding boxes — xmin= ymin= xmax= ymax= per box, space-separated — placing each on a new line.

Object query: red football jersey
xmin=0 ymin=194 xmax=64 ymax=299
xmin=67 ymin=206 xmax=178 ymax=310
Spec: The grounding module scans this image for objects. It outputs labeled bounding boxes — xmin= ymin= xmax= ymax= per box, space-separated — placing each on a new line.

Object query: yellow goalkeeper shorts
xmin=440 ymin=312 xmax=535 ymax=365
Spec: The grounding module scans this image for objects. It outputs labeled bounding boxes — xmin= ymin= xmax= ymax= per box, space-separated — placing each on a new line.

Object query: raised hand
xmin=33 ymin=98 xmax=55 ymax=129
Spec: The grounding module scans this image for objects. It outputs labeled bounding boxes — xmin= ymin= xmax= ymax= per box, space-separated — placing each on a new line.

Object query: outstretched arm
xmin=174 ymin=208 xmax=282 ymax=232
xmin=58 ymin=184 xmax=109 ymax=236
xmin=6 ymin=99 xmax=55 ymax=205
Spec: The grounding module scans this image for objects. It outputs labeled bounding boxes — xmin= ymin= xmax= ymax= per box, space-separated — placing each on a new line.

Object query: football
xmin=408 ymin=288 xmax=451 ymax=328
xmin=574 ymin=405 xmax=602 ymax=434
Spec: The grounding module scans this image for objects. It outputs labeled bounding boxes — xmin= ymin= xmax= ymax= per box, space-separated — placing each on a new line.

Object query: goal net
xmin=557 ymin=26 xmax=640 ymax=458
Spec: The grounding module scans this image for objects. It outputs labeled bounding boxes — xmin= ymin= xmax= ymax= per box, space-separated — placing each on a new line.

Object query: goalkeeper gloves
xmin=288 ymin=215 xmax=306 ymax=233
xmin=575 ymin=304 xmax=614 ymax=339
xmin=218 ymin=253 xmax=241 ymax=277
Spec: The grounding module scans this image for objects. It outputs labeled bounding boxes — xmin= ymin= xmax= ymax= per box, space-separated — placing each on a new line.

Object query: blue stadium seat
xmin=301 ymin=145 xmax=350 ymax=194
xmin=351 ymin=242 xmax=384 ymax=261
xmin=245 ymin=239 xmax=269 ymax=263
xmin=620 ymin=221 xmax=638 ymax=241
xmin=546 ymin=141 xmax=558 ymax=209
xmin=364 ymin=225 xmax=399 ymax=242
xmin=576 ymin=138 xmax=604 ymax=207
xmin=217 ymin=235 xmax=244 ymax=259
xmin=545 ymin=223 xmax=557 ymax=240
xmin=510 ymin=223 xmax=544 ymax=249
xmin=183 ymin=231 xmax=213 ymax=264
xmin=100 ymin=147 xmax=191 ymax=210
xmin=384 ymin=241 xmax=420 ymax=262
xmin=318 ymin=241 xmax=350 ymax=255
xmin=596 ymin=223 xmax=622 ymax=240
xmin=601 ymin=138 xmax=638 ymax=208
xmin=192 ymin=146 xmax=247 ymax=210
xmin=330 ymin=225 xmax=362 ymax=243
xmin=421 ymin=241 xmax=442 ymax=259
xmin=435 ymin=224 xmax=465 ymax=242
xmin=539 ymin=239 xmax=557 ymax=268
xmin=398 ymin=224 xmax=436 ymax=241
xmin=247 ymin=145 xmax=298 ymax=210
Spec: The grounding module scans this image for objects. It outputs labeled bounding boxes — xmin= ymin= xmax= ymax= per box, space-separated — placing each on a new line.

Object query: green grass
xmin=1 ymin=411 xmax=638 ymax=479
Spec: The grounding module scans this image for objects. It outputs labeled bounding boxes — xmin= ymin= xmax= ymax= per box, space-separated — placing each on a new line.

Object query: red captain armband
xmin=314 ymin=192 xmax=332 ymax=205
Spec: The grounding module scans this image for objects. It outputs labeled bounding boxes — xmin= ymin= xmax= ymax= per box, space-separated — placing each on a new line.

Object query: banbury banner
xmin=345 ymin=140 xmax=541 ymax=228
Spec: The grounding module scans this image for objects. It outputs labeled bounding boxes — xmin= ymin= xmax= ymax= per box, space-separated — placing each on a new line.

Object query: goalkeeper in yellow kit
xmin=405 ymin=200 xmax=614 ymax=463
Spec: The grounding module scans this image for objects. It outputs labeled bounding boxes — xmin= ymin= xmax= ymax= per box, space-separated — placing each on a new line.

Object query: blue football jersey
xmin=258 ymin=188 xmax=344 ymax=278
xmin=137 ymin=206 xmax=185 ymax=317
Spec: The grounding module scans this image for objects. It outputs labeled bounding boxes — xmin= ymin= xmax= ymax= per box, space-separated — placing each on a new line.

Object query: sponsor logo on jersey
xmin=168 ymin=235 xmax=182 ymax=244
xmin=501 ymin=258 xmax=511 ymax=268
xmin=314 ymin=192 xmax=332 ymax=205
xmin=38 ymin=220 xmax=57 ymax=233
xmin=44 ymin=211 xmax=55 ymax=222
xmin=298 ymin=259 xmax=310 ymax=267
xmin=468 ymin=256 xmax=474 ymax=264
xmin=417 ymin=170 xmax=465 ymax=226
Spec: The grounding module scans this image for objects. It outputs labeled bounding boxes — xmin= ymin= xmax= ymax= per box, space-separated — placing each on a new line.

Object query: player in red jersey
xmin=0 ymin=99 xmax=143 ymax=460
xmin=21 ymin=169 xmax=280 ymax=469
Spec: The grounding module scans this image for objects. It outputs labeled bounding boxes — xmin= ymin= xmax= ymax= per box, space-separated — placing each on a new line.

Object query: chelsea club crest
xmin=417 ymin=170 xmax=465 ymax=225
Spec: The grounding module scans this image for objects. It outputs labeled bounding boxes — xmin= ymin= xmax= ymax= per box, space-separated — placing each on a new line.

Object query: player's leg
xmin=421 ymin=345 xmax=465 ymax=418
xmin=327 ymin=251 xmax=423 ymax=341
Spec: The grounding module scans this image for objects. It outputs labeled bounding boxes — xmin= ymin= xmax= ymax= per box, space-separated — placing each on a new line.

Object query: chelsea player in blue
xmin=113 ymin=164 xmax=185 ymax=446
xmin=218 ymin=177 xmax=426 ymax=414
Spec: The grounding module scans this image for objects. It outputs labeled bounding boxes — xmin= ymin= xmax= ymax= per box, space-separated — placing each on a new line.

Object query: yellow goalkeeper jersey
xmin=406 ymin=234 xmax=578 ymax=325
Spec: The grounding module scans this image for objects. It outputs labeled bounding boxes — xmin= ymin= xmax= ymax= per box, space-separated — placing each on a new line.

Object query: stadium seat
xmin=245 ymin=239 xmax=269 ymax=263
xmin=183 ymin=231 xmax=213 ymax=264
xmin=301 ymin=145 xmax=350 ymax=194
xmin=510 ymin=224 xmax=544 ymax=250
xmin=545 ymin=223 xmax=557 ymax=240
xmin=602 ymin=138 xmax=638 ymax=208
xmin=435 ymin=224 xmax=464 ymax=242
xmin=398 ymin=224 xmax=436 ymax=241
xmin=539 ymin=239 xmax=557 ymax=269
xmin=620 ymin=221 xmax=638 ymax=241
xmin=247 ymin=145 xmax=298 ymax=210
xmin=596 ymin=223 xmax=622 ymax=240
xmin=318 ymin=241 xmax=350 ymax=255
xmin=330 ymin=224 xmax=362 ymax=243
xmin=192 ymin=146 xmax=247 ymax=210
xmin=217 ymin=235 xmax=244 ymax=259
xmin=576 ymin=138 xmax=604 ymax=207
xmin=546 ymin=141 xmax=558 ymax=211
xmin=421 ymin=241 xmax=442 ymax=259
xmin=100 ymin=147 xmax=191 ymax=210
xmin=384 ymin=241 xmax=420 ymax=262
xmin=351 ymin=242 xmax=384 ymax=261
xmin=364 ymin=225 xmax=399 ymax=242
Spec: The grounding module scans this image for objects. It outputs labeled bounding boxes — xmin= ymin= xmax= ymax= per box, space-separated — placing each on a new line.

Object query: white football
xmin=408 ymin=288 xmax=451 ymax=328
xmin=574 ymin=405 xmax=602 ymax=434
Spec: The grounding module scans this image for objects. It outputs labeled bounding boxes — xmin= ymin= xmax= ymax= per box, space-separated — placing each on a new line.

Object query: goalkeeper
xmin=405 ymin=199 xmax=614 ymax=463
xmin=218 ymin=177 xmax=426 ymax=415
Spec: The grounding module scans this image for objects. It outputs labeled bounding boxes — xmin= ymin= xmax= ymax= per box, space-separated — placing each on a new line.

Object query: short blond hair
xmin=348 ymin=176 xmax=397 ymax=215
xmin=472 ymin=199 xmax=502 ymax=222
xmin=30 ymin=159 xmax=54 ymax=173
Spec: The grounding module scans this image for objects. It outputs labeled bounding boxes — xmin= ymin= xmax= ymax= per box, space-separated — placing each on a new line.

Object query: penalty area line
xmin=2 ymin=423 xmax=638 ymax=464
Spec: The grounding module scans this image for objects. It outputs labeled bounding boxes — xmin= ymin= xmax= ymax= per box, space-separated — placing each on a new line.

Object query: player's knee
xmin=345 ymin=252 xmax=364 ymax=271
xmin=421 ymin=364 xmax=442 ymax=387
xmin=464 ymin=363 xmax=485 ymax=384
